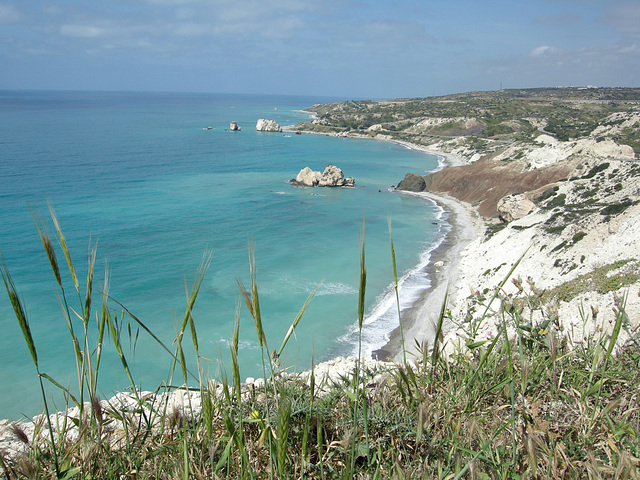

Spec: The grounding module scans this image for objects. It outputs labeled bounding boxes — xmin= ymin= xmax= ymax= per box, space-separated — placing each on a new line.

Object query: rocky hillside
xmin=297 ymin=86 xmax=640 ymax=359
xmin=297 ymin=87 xmax=640 ymax=159
xmin=441 ymin=157 xmax=640 ymax=357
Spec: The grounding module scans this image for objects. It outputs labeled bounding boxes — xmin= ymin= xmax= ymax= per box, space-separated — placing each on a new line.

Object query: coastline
xmin=372 ymin=189 xmax=483 ymax=362
xmin=285 ymin=127 xmax=483 ymax=362
xmin=369 ymin=138 xmax=483 ymax=361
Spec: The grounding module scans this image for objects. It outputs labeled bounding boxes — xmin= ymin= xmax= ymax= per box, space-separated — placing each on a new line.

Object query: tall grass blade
xmin=105 ymin=312 xmax=148 ymax=427
xmin=29 ymin=205 xmax=62 ymax=288
xmin=108 ymin=295 xmax=197 ymax=381
xmin=358 ymin=217 xmax=367 ymax=331
xmin=474 ymin=250 xmax=528 ymax=337
xmin=388 ymin=219 xmax=406 ymax=365
xmin=277 ymin=282 xmax=321 ymax=358
xmin=174 ymin=251 xmax=212 ymax=383
xmin=231 ymin=306 xmax=242 ymax=404
xmin=276 ymin=394 xmax=291 ymax=477
xmin=47 ymin=200 xmax=79 ymax=294
xmin=83 ymin=243 xmax=97 ymax=328
xmin=1 ymin=260 xmax=38 ymax=368
xmin=1 ymin=257 xmax=60 ymax=476
xmin=238 ymin=242 xmax=266 ymax=350
xmin=430 ymin=289 xmax=448 ymax=381
xmin=605 ymin=293 xmax=626 ymax=363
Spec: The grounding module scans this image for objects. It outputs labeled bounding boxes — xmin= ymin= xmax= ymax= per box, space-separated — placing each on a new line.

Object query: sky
xmin=1 ymin=0 xmax=639 ymax=99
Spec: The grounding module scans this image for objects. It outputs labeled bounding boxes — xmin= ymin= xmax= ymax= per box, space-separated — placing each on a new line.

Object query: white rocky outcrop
xmin=405 ymin=116 xmax=479 ymax=134
xmin=295 ymin=166 xmax=322 ymax=186
xmin=439 ymin=159 xmax=640 ymax=357
xmin=0 ymin=356 xmax=392 ymax=459
xmin=497 ymin=194 xmax=536 ymax=222
xmin=229 ymin=121 xmax=241 ymax=131
xmin=292 ymin=164 xmax=355 ymax=187
xmin=318 ymin=164 xmax=351 ymax=187
xmin=490 ymin=135 xmax=635 ymax=169
xmin=256 ymin=119 xmax=282 ymax=132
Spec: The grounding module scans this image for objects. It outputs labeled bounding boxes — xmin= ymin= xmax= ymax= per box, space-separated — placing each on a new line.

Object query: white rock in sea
xmin=296 ymin=166 xmax=322 ymax=186
xmin=293 ymin=164 xmax=354 ymax=187
xmin=229 ymin=121 xmax=241 ymax=131
xmin=319 ymin=164 xmax=346 ymax=187
xmin=256 ymin=118 xmax=282 ymax=132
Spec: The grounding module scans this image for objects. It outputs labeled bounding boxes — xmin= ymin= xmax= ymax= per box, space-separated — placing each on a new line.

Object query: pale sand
xmin=373 ymin=190 xmax=484 ymax=362
xmin=371 ymin=141 xmax=484 ymax=361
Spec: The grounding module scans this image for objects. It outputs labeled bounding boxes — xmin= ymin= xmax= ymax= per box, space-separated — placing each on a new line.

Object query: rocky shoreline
xmin=286 ymin=125 xmax=639 ymax=363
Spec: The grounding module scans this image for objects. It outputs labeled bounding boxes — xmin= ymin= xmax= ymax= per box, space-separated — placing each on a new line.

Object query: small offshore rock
xmin=291 ymin=164 xmax=355 ymax=187
xmin=229 ymin=121 xmax=241 ymax=131
xmin=396 ymin=173 xmax=426 ymax=192
xmin=256 ymin=118 xmax=282 ymax=132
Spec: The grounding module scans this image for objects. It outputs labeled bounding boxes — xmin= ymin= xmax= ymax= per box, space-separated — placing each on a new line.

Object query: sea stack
xmin=291 ymin=164 xmax=355 ymax=187
xmin=256 ymin=119 xmax=282 ymax=132
xmin=229 ymin=121 xmax=241 ymax=131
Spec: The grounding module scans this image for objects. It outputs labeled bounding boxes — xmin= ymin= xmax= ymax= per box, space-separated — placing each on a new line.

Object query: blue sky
xmin=1 ymin=0 xmax=639 ymax=98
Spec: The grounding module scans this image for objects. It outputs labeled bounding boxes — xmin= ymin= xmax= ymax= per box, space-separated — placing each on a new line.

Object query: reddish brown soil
xmin=424 ymin=159 xmax=578 ymax=217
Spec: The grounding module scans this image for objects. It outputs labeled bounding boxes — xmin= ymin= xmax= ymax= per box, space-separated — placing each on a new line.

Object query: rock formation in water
xmin=256 ymin=119 xmax=282 ymax=132
xmin=229 ymin=121 xmax=241 ymax=131
xmin=396 ymin=173 xmax=426 ymax=192
xmin=291 ymin=164 xmax=355 ymax=187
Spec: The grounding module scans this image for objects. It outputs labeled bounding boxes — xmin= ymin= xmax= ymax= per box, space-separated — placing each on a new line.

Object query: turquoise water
xmin=0 ymin=91 xmax=441 ymax=420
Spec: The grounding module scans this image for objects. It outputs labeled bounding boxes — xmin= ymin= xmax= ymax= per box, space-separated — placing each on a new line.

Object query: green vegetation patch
xmin=582 ymin=162 xmax=610 ymax=179
xmin=541 ymin=259 xmax=639 ymax=303
xmin=572 ymin=231 xmax=587 ymax=243
xmin=600 ymin=199 xmax=637 ymax=216
xmin=544 ymin=193 xmax=566 ymax=209
xmin=486 ymin=221 xmax=508 ymax=238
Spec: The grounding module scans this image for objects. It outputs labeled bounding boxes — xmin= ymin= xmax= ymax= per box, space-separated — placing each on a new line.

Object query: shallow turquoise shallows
xmin=0 ymin=91 xmax=442 ymax=420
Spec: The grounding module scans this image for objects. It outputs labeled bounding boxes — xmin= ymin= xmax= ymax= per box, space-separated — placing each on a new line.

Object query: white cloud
xmin=0 ymin=4 xmax=22 ymax=23
xmin=529 ymin=45 xmax=559 ymax=57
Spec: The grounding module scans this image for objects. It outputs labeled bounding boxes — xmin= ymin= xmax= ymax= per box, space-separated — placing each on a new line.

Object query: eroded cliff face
xmin=420 ymin=159 xmax=578 ymax=217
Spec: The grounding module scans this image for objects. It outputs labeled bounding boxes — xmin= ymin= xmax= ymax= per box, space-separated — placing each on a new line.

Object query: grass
xmin=1 ymin=210 xmax=640 ymax=479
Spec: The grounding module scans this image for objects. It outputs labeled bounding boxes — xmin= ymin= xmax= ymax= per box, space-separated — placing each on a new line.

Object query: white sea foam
xmin=262 ymin=276 xmax=357 ymax=297
xmin=318 ymin=282 xmax=358 ymax=296
xmin=336 ymin=206 xmax=451 ymax=358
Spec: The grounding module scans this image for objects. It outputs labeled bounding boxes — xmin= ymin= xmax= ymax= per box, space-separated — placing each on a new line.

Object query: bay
xmin=0 ymin=91 xmax=441 ymax=420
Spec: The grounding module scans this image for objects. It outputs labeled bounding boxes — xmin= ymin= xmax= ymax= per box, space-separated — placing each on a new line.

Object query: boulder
xmin=497 ymin=194 xmax=535 ymax=222
xmin=396 ymin=173 xmax=426 ymax=192
xmin=229 ymin=121 xmax=241 ymax=131
xmin=295 ymin=167 xmax=322 ymax=187
xmin=291 ymin=165 xmax=354 ymax=187
xmin=319 ymin=164 xmax=345 ymax=187
xmin=256 ymin=119 xmax=282 ymax=132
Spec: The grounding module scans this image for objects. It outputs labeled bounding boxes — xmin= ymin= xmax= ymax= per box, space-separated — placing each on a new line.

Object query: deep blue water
xmin=0 ymin=91 xmax=441 ymax=420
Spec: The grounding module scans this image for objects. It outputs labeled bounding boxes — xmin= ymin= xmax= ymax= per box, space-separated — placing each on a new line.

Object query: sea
xmin=0 ymin=91 xmax=444 ymax=420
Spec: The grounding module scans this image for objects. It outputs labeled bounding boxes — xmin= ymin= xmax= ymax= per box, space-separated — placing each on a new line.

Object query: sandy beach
xmin=375 ymin=190 xmax=483 ymax=362
xmin=372 ymin=141 xmax=484 ymax=361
